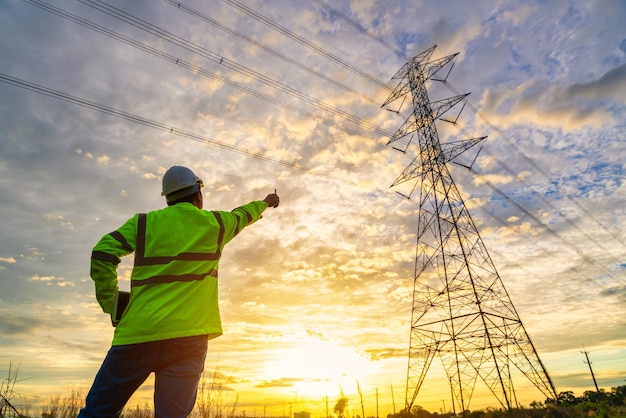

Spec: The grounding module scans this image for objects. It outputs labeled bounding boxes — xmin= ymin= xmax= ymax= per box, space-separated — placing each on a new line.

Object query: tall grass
xmin=19 ymin=391 xmax=626 ymax=418
xmin=32 ymin=368 xmax=239 ymax=418
xmin=41 ymin=390 xmax=82 ymax=418
xmin=13 ymin=366 xmax=626 ymax=418
xmin=193 ymin=367 xmax=239 ymax=418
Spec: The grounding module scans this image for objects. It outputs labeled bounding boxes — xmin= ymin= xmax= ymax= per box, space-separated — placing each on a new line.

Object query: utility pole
xmin=582 ymin=349 xmax=600 ymax=392
xmin=357 ymin=381 xmax=365 ymax=418
xmin=448 ymin=375 xmax=456 ymax=416
xmin=382 ymin=45 xmax=558 ymax=413
xmin=376 ymin=387 xmax=379 ymax=418
xmin=325 ymin=396 xmax=329 ymax=418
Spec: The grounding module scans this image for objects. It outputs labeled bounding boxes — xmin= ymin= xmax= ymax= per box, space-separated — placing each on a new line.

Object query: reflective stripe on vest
xmin=132 ymin=211 xmax=224 ymax=288
xmin=90 ymin=228 xmax=135 ymax=265
xmin=91 ymin=250 xmax=121 ymax=265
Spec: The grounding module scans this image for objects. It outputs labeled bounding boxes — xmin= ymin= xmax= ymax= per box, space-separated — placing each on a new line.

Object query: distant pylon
xmin=382 ymin=45 xmax=558 ymax=413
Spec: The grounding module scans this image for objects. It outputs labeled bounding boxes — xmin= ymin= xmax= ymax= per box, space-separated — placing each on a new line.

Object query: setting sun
xmin=258 ymin=336 xmax=373 ymax=399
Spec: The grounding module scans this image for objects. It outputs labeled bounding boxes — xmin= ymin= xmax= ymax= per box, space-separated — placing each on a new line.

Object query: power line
xmin=441 ymin=79 xmax=626 ymax=251
xmin=310 ymin=0 xmax=626 ymax=251
xmin=217 ymin=0 xmax=626 ymax=266
xmin=473 ymin=146 xmax=620 ymax=258
xmin=221 ymin=0 xmax=393 ymax=91
xmin=164 ymin=0 xmax=378 ymax=105
xmin=462 ymin=165 xmax=618 ymax=280
xmin=4 ymin=64 xmax=613 ymax=289
xmin=0 ymin=72 xmax=389 ymax=193
xmin=13 ymin=0 xmax=625 ymax=284
xmin=22 ymin=0 xmax=389 ymax=139
xmin=2 ymin=3 xmax=625 ymax=408
xmin=441 ymin=114 xmax=626 ymax=273
xmin=79 ymin=0 xmax=392 ymax=137
xmin=310 ymin=0 xmax=405 ymax=58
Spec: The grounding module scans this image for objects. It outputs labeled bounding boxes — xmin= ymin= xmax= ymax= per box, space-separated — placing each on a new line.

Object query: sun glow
xmin=258 ymin=336 xmax=372 ymax=399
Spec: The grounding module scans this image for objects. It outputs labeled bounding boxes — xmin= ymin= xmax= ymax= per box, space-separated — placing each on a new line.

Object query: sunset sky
xmin=1 ymin=0 xmax=625 ymax=415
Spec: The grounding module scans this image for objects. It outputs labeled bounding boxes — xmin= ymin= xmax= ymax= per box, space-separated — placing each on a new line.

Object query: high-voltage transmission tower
xmin=381 ymin=46 xmax=558 ymax=414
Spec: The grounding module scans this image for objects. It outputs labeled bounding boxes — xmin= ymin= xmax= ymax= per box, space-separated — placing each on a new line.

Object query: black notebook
xmin=111 ymin=290 xmax=130 ymax=327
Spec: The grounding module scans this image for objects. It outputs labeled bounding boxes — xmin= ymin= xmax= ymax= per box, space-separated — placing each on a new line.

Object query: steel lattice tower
xmin=382 ymin=46 xmax=558 ymax=413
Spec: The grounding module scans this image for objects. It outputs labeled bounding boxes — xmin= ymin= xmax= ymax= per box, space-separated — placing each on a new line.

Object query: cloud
xmin=96 ymin=155 xmax=111 ymax=165
xmin=20 ymin=247 xmax=45 ymax=260
xmin=365 ymin=348 xmax=406 ymax=361
xmin=599 ymin=284 xmax=626 ymax=302
xmin=29 ymin=274 xmax=75 ymax=287
xmin=255 ymin=377 xmax=303 ymax=389
xmin=42 ymin=213 xmax=74 ymax=229
xmin=0 ymin=313 xmax=43 ymax=337
xmin=498 ymin=4 xmax=537 ymax=26
xmin=479 ymin=62 xmax=626 ymax=131
xmin=433 ymin=18 xmax=483 ymax=56
xmin=560 ymin=62 xmax=626 ymax=103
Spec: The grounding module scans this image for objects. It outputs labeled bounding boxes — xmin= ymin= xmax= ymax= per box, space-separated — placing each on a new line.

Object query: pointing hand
xmin=263 ymin=193 xmax=280 ymax=208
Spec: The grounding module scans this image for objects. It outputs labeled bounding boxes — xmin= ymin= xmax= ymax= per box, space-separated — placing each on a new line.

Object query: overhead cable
xmin=442 ymin=80 xmax=626 ymax=250
xmin=221 ymin=0 xmax=394 ymax=91
xmin=77 ymin=0 xmax=392 ymax=137
xmin=23 ymin=0 xmax=389 ymax=139
xmin=465 ymin=165 xmax=618 ymax=280
xmin=311 ymin=0 xmax=405 ymax=58
xmin=0 ymin=72 xmax=373 ymax=189
xmin=164 ymin=0 xmax=378 ymax=105
xmin=312 ymin=0 xmax=626 ymax=251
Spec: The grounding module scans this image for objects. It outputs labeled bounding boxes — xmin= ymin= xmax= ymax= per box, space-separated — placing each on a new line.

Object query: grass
xmin=16 ymin=391 xmax=626 ymax=418
xmin=4 ymin=365 xmax=626 ymax=418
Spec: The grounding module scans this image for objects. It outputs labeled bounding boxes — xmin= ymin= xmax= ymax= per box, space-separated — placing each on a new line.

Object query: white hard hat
xmin=161 ymin=166 xmax=204 ymax=202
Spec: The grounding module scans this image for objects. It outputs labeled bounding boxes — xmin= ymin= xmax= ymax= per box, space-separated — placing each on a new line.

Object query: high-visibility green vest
xmin=90 ymin=201 xmax=268 ymax=346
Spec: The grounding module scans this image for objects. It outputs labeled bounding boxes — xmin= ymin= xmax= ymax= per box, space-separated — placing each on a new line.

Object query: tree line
xmin=381 ymin=386 xmax=626 ymax=418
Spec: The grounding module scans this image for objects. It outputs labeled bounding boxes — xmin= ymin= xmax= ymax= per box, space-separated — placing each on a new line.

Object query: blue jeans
xmin=78 ymin=335 xmax=208 ymax=418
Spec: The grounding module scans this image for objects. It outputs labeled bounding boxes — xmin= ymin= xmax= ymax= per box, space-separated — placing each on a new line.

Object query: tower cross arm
xmin=423 ymin=52 xmax=459 ymax=82
xmin=431 ymin=93 xmax=470 ymax=120
xmin=382 ymin=45 xmax=439 ymax=109
xmin=386 ymin=93 xmax=470 ymax=146
xmin=390 ymin=155 xmax=422 ymax=188
xmin=386 ymin=112 xmax=424 ymax=145
xmin=381 ymin=78 xmax=411 ymax=109
xmin=440 ymin=136 xmax=486 ymax=164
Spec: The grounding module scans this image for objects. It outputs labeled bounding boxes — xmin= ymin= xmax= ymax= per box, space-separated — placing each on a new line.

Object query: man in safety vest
xmin=78 ymin=165 xmax=280 ymax=418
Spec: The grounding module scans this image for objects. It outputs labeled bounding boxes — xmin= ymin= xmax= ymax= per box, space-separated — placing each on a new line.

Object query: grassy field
xmin=3 ymin=366 xmax=625 ymax=418
xmin=6 ymin=390 xmax=626 ymax=418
